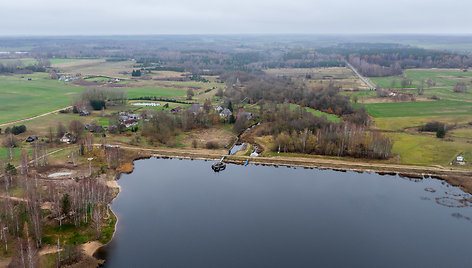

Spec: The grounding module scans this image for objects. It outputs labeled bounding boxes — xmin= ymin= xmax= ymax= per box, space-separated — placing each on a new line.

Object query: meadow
xmin=0 ymin=73 xmax=83 ymax=124
xmin=387 ymin=132 xmax=472 ymax=167
xmin=355 ymin=100 xmax=472 ymax=118
xmin=370 ymin=69 xmax=472 ymax=89
xmin=125 ymin=87 xmax=187 ymax=99
xmin=265 ymin=67 xmax=369 ymax=90
xmin=288 ymin=103 xmax=340 ymax=123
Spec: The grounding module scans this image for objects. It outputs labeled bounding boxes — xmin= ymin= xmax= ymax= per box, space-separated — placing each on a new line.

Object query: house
xmin=123 ymin=119 xmax=138 ymax=128
xmin=171 ymin=106 xmax=183 ymax=114
xmin=189 ymin=103 xmax=203 ymax=115
xmin=60 ymin=132 xmax=74 ymax=144
xmin=214 ymin=105 xmax=223 ymax=112
xmin=26 ymin=135 xmax=38 ymax=142
xmin=118 ymin=112 xmax=141 ymax=122
xmin=128 ymin=113 xmax=141 ymax=120
xmin=79 ymin=109 xmax=90 ymax=116
xmin=219 ymin=108 xmax=232 ymax=118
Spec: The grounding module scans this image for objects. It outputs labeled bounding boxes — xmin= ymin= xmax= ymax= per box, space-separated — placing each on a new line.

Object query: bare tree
xmin=69 ymin=120 xmax=84 ymax=138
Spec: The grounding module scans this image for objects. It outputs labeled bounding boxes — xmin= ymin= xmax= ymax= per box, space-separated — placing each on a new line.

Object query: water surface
xmin=96 ymin=158 xmax=472 ymax=268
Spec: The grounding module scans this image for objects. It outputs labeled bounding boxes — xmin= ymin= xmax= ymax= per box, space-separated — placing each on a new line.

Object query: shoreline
xmin=88 ymin=147 xmax=472 ymax=266
xmin=114 ymin=146 xmax=472 ymax=194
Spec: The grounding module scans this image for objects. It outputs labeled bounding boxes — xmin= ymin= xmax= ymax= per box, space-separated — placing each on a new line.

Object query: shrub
xmin=11 ymin=125 xmax=26 ymax=135
xmin=90 ymin=99 xmax=106 ymax=110
xmin=205 ymin=140 xmax=220 ymax=149
xmin=420 ymin=122 xmax=444 ymax=132
xmin=436 ymin=126 xmax=446 ymax=138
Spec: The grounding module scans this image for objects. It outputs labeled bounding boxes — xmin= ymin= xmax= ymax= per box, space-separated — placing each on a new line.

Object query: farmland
xmin=288 ymin=104 xmax=340 ymax=123
xmin=0 ymin=73 xmax=83 ymax=124
xmin=370 ymin=69 xmax=472 ymax=89
xmin=125 ymin=87 xmax=187 ymax=99
xmin=265 ymin=67 xmax=369 ymax=90
xmin=355 ymin=100 xmax=472 ymax=118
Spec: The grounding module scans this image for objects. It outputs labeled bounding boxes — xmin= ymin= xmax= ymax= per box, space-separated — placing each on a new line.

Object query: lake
xmin=96 ymin=158 xmax=472 ymax=268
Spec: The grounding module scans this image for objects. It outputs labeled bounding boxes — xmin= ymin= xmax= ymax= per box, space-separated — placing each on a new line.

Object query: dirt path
xmin=0 ymin=106 xmax=72 ymax=127
xmin=100 ymin=144 xmax=471 ymax=175
xmin=38 ymin=245 xmax=62 ymax=256
xmin=0 ymin=195 xmax=27 ymax=203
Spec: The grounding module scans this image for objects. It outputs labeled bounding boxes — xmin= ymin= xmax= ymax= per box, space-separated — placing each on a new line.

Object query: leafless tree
xmin=69 ymin=120 xmax=84 ymax=138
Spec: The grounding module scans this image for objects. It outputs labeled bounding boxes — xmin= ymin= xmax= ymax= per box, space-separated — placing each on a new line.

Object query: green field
xmin=388 ymin=132 xmax=472 ymax=166
xmin=356 ymin=100 xmax=472 ymax=118
xmin=49 ymin=58 xmax=89 ymax=65
xmin=373 ymin=115 xmax=472 ymax=131
xmin=0 ymin=73 xmax=83 ymax=124
xmin=125 ymin=87 xmax=187 ymax=99
xmin=288 ymin=104 xmax=340 ymax=123
xmin=371 ymin=69 xmax=472 ymax=89
xmin=0 ymin=58 xmax=38 ymax=66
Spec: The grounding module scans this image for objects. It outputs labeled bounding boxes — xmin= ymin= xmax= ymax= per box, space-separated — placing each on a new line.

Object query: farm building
xmin=219 ymin=108 xmax=232 ymax=118
xmin=60 ymin=132 xmax=75 ymax=144
xmin=26 ymin=135 xmax=38 ymax=142
xmin=171 ymin=106 xmax=183 ymax=114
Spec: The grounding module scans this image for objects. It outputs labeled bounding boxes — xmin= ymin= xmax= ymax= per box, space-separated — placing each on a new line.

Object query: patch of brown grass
xmin=116 ymin=162 xmax=134 ymax=174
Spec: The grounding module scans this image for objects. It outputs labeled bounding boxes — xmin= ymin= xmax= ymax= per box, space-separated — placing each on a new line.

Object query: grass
xmin=370 ymin=69 xmax=472 ymax=89
xmin=373 ymin=115 xmax=472 ymax=131
xmin=42 ymin=223 xmax=95 ymax=246
xmin=355 ymin=100 xmax=472 ymax=118
xmin=58 ymin=60 xmax=132 ymax=78
xmin=0 ymin=58 xmax=37 ymax=66
xmin=288 ymin=104 xmax=340 ymax=123
xmin=387 ymin=132 xmax=472 ymax=166
xmin=49 ymin=58 xmax=90 ymax=65
xmin=0 ymin=73 xmax=83 ymax=124
xmin=126 ymin=87 xmax=187 ymax=99
xmin=449 ymin=127 xmax=472 ymax=139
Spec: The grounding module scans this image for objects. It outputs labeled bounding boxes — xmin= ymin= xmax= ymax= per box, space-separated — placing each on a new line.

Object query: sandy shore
xmin=82 ymin=241 xmax=103 ymax=257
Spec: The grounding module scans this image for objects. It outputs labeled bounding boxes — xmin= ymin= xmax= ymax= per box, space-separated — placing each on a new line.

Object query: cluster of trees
xmin=0 ymin=59 xmax=50 ymax=74
xmin=77 ymin=87 xmax=128 ymax=111
xmin=419 ymin=121 xmax=448 ymax=138
xmin=131 ymin=69 xmax=141 ymax=77
xmin=2 ymin=125 xmax=27 ymax=135
xmin=258 ymin=105 xmax=391 ymax=159
xmin=223 ymin=72 xmax=356 ymax=117
xmin=321 ymin=44 xmax=472 ymax=76
xmin=140 ymin=101 xmax=235 ymax=146
xmin=349 ymin=56 xmax=402 ymax=77
xmin=454 ymin=82 xmax=468 ymax=93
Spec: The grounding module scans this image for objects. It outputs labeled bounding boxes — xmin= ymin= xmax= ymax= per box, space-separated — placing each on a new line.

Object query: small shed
xmin=26 ymin=135 xmax=38 ymax=142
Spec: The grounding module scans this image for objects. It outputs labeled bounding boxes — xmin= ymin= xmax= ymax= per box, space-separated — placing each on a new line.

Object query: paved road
xmin=0 ymin=106 xmax=72 ymax=127
xmin=345 ymin=61 xmax=376 ymax=90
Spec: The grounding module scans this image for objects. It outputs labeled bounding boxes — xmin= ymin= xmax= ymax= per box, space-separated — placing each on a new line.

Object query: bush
xmin=90 ymin=99 xmax=106 ymax=110
xmin=11 ymin=125 xmax=26 ymax=135
xmin=436 ymin=126 xmax=446 ymax=138
xmin=420 ymin=122 xmax=444 ymax=132
xmin=205 ymin=140 xmax=220 ymax=149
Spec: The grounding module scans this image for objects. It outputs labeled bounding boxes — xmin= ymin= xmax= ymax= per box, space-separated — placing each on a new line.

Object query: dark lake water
xmin=96 ymin=158 xmax=472 ymax=268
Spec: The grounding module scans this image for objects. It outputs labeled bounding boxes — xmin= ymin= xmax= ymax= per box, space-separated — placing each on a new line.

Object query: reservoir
xmin=96 ymin=158 xmax=472 ymax=267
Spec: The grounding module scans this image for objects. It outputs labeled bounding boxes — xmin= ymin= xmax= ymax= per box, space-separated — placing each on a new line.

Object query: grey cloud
xmin=0 ymin=0 xmax=470 ymax=35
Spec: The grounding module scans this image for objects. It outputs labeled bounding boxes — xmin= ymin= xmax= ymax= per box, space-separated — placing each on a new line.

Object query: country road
xmin=0 ymin=106 xmax=72 ymax=127
xmin=345 ymin=61 xmax=376 ymax=90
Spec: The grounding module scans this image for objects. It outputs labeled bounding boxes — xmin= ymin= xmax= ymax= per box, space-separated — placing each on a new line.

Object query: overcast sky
xmin=0 ymin=0 xmax=470 ymax=35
